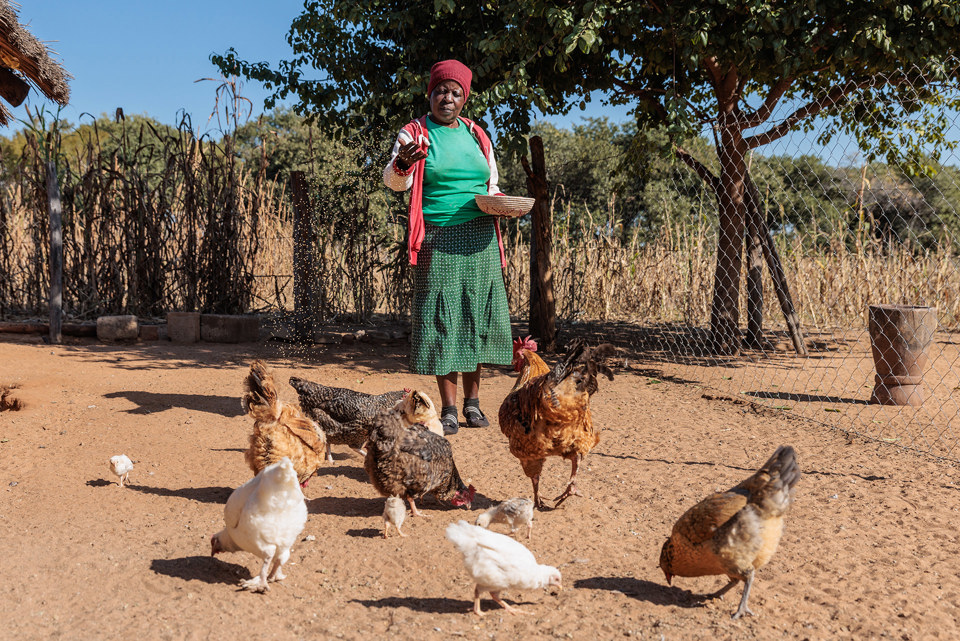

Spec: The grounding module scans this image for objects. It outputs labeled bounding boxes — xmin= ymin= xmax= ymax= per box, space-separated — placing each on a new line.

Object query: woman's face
xmin=429 ymin=80 xmax=466 ymax=126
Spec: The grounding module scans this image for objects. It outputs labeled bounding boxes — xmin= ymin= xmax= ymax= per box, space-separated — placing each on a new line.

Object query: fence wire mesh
xmin=522 ymin=62 xmax=960 ymax=461
xmin=0 ymin=65 xmax=958 ymax=460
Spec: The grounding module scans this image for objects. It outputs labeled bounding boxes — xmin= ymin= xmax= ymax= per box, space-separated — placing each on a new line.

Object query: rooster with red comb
xmin=499 ymin=337 xmax=616 ymax=508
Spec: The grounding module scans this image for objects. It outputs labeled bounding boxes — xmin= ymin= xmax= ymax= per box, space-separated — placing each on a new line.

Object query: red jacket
xmin=383 ymin=115 xmax=506 ymax=267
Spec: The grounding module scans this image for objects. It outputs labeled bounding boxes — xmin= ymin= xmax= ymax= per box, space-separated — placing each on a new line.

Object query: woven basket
xmin=475 ymin=194 xmax=536 ymax=218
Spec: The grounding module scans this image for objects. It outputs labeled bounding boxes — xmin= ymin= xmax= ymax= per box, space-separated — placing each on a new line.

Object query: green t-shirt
xmin=422 ymin=116 xmax=491 ymax=226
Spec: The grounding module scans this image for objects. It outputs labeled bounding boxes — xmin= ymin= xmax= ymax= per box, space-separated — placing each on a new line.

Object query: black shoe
xmin=463 ymin=405 xmax=489 ymax=428
xmin=441 ymin=411 xmax=459 ymax=436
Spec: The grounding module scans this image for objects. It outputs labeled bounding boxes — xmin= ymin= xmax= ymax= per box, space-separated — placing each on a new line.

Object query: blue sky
xmin=15 ymin=2 xmax=951 ymax=167
xmin=11 ymin=1 xmax=632 ymax=135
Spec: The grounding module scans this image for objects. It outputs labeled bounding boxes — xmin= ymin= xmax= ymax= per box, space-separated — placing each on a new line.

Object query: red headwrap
xmin=427 ymin=59 xmax=472 ymax=100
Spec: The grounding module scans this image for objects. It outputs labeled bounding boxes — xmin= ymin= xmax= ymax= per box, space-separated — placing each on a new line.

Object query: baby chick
xmin=475 ymin=497 xmax=534 ymax=539
xmin=383 ymin=496 xmax=408 ymax=538
xmin=109 ymin=454 xmax=133 ymax=487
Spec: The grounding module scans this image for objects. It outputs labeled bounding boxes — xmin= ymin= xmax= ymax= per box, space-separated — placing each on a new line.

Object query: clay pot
xmin=868 ymin=304 xmax=937 ymax=406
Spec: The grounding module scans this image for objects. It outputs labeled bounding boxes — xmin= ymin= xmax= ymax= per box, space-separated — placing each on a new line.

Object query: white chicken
xmin=210 ymin=457 xmax=308 ymax=593
xmin=445 ymin=520 xmax=561 ymax=616
xmin=109 ymin=455 xmax=133 ymax=487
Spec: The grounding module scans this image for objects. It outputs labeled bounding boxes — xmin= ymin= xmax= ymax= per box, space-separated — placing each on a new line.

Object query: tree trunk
xmin=709 ymin=130 xmax=749 ymax=355
xmin=522 ymin=136 xmax=556 ymax=351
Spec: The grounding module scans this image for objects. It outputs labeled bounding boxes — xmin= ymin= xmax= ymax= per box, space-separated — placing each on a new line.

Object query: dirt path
xmin=1 ymin=333 xmax=958 ymax=640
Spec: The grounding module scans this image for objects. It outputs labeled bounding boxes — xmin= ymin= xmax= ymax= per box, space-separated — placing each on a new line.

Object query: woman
xmin=383 ymin=59 xmax=512 ymax=436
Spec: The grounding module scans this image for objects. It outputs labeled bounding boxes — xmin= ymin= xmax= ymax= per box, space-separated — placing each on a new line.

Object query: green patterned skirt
xmin=410 ymin=216 xmax=512 ymax=375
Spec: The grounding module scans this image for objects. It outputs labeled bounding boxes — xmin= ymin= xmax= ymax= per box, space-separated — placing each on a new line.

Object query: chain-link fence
xmin=1 ymin=66 xmax=957 ymax=460
xmin=510 ymin=63 xmax=960 ymax=461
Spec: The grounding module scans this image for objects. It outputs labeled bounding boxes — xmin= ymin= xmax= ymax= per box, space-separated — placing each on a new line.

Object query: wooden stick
xmin=521 ymin=136 xmax=556 ymax=351
xmin=744 ymin=173 xmax=807 ymax=355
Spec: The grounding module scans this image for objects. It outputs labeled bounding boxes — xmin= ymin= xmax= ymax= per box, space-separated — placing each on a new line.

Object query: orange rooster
xmin=499 ymin=337 xmax=615 ymax=508
xmin=241 ymin=361 xmax=327 ymax=487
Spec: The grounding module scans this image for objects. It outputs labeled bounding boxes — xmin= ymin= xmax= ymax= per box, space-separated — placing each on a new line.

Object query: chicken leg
xmin=490 ymin=591 xmax=532 ymax=615
xmin=267 ymin=556 xmax=287 ymax=582
xmin=731 ymin=571 xmax=756 ymax=620
xmin=705 ymin=578 xmax=739 ymax=601
xmin=383 ymin=521 xmax=408 ymax=538
xmin=407 ymin=496 xmax=431 ymax=518
xmin=473 ymin=585 xmax=531 ymax=616
xmin=240 ymin=555 xmax=275 ymax=593
xmin=553 ymin=454 xmax=583 ymax=507
xmin=531 ymin=474 xmax=546 ymax=509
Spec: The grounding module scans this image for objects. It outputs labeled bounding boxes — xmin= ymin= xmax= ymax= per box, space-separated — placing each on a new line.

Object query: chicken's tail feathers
xmin=746 ymin=445 xmax=801 ymax=516
xmin=553 ymin=339 xmax=618 ymax=393
xmin=258 ymin=456 xmax=303 ymax=492
xmin=243 ymin=360 xmax=281 ymax=421
xmin=552 ymin=338 xmax=587 ymax=383
xmin=445 ymin=519 xmax=477 ymax=551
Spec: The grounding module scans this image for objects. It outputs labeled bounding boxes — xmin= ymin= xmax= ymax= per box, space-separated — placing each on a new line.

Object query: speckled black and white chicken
xmin=289 ymin=376 xmax=442 ymax=461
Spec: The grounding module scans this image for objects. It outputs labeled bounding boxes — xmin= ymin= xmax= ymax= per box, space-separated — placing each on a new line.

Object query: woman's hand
xmin=395 ymin=141 xmax=427 ymax=171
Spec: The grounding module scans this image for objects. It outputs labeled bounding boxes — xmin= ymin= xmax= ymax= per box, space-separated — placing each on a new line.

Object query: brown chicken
xmin=365 ymin=391 xmax=475 ymax=517
xmin=499 ymin=337 xmax=616 ymax=509
xmin=241 ymin=361 xmax=327 ymax=487
xmin=659 ymin=445 xmax=801 ymax=619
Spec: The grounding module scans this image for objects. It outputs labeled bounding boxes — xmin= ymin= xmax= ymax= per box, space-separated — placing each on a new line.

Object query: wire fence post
xmin=46 ymin=160 xmax=62 ymax=345
xmin=290 ymin=170 xmax=315 ymax=343
xmin=523 ymin=135 xmax=557 ymax=351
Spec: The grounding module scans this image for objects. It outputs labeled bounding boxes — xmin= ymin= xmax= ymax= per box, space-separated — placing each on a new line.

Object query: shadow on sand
xmin=151 ymin=556 xmax=250 ymax=585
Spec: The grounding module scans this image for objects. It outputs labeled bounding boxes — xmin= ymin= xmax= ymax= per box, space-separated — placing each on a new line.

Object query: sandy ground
xmin=2 ymin=330 xmax=959 ymax=641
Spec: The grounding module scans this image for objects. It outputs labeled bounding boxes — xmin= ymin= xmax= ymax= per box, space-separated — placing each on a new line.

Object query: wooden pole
xmin=745 ymin=173 xmax=807 ymax=355
xmin=290 ymin=170 xmax=315 ymax=342
xmin=46 ymin=160 xmax=63 ymax=345
xmin=521 ymin=136 xmax=556 ymax=351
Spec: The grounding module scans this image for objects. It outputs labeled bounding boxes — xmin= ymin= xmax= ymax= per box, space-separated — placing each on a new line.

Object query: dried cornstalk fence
xmin=0 ymin=117 xmax=279 ymax=318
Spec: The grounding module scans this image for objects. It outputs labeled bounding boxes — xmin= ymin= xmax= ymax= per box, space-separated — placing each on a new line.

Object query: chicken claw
xmin=239 ymin=577 xmax=269 ymax=593
xmin=491 ymin=592 xmax=533 ymax=615
xmin=552 ymin=483 xmax=582 ymax=507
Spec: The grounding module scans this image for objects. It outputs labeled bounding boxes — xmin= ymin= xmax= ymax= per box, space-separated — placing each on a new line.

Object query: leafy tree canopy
xmin=212 ymin=1 xmax=960 ymax=351
xmin=214 ymin=0 xmax=960 ymax=165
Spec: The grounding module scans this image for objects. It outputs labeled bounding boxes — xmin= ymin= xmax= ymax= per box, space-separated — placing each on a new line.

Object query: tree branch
xmin=739 ymin=77 xmax=793 ymax=129
xmin=674 ymin=145 xmax=719 ymax=193
xmin=612 ymin=77 xmax=668 ymax=120
xmin=744 ymin=78 xmax=873 ymax=148
xmin=702 ymin=56 xmax=723 ymax=92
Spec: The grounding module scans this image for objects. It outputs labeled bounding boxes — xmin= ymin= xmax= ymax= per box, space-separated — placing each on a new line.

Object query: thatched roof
xmin=0 ymin=1 xmax=70 ymax=124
